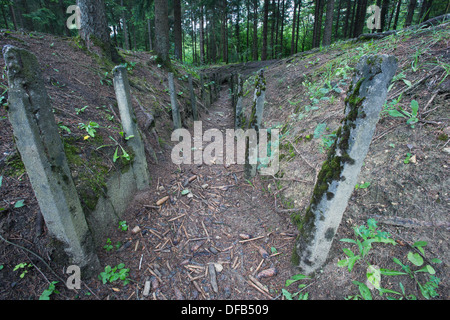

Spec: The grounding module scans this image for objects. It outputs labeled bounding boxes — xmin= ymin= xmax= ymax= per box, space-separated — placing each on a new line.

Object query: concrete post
xmin=2 ymin=45 xmax=100 ymax=276
xmin=293 ymin=55 xmax=398 ymax=275
xmin=244 ymin=69 xmax=266 ymax=179
xmin=112 ymin=65 xmax=150 ymax=191
xmin=188 ymin=74 xmax=198 ymax=121
xmin=168 ymin=72 xmax=182 ymax=129
xmin=234 ymin=74 xmax=244 ymax=130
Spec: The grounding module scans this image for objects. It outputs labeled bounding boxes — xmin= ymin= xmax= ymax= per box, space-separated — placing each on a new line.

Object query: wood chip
xmin=143 ymin=281 xmax=151 ymax=297
xmin=239 ymin=235 xmax=264 ymax=243
xmin=258 ymin=247 xmax=269 ymax=259
xmin=256 ymin=267 xmax=277 ymax=279
xmin=132 ymin=226 xmax=141 ymax=234
xmin=208 ymin=263 xmax=219 ymax=293
xmin=156 ymin=196 xmax=169 ymax=206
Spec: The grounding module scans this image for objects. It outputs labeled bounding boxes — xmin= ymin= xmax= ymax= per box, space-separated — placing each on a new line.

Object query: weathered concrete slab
xmin=293 ymin=55 xmax=398 ymax=275
xmin=113 ymin=65 xmax=150 ymax=191
xmin=3 ymin=45 xmax=100 ymax=276
xmin=168 ymin=72 xmax=182 ymax=129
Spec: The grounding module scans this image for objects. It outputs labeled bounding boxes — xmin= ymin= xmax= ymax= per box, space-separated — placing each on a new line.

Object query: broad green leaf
xmin=14 ymin=200 xmax=25 ymax=208
xmin=430 ymin=258 xmax=442 ymax=264
xmin=388 ymin=109 xmax=406 ymax=118
xmin=353 ymin=281 xmax=372 ymax=300
xmin=342 ymin=248 xmax=355 ymax=257
xmin=415 ymin=265 xmax=435 ymax=275
xmin=410 ymin=100 xmax=419 ymax=116
xmin=282 ymin=289 xmax=293 ymax=300
xmin=337 ymin=259 xmax=349 ymax=267
xmin=113 ymin=147 xmax=119 ymax=163
xmin=367 ymin=265 xmax=381 ymax=289
xmin=313 ymin=123 xmax=327 ymax=139
xmin=380 ymin=269 xmax=407 ymax=276
xmin=181 ymin=189 xmax=190 ymax=195
xmin=378 ymin=287 xmax=402 ymax=296
xmin=339 ymin=238 xmax=357 ymax=244
xmin=408 ymin=252 xmax=424 ymax=266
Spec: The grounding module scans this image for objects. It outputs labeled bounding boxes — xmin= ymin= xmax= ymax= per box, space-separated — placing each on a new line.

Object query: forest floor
xmin=0 ymin=22 xmax=449 ymax=301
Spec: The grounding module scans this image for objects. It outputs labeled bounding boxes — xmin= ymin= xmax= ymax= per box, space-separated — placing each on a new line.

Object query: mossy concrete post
xmin=188 ymin=74 xmax=198 ymax=121
xmin=234 ymin=74 xmax=244 ymax=129
xmin=112 ymin=65 xmax=150 ymax=191
xmin=244 ymin=69 xmax=266 ymax=179
xmin=293 ymin=55 xmax=397 ymax=275
xmin=2 ymin=45 xmax=100 ymax=276
xmin=168 ymin=72 xmax=182 ymax=129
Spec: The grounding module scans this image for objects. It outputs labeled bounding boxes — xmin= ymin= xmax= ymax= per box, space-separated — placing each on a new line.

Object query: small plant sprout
xmin=13 ymin=262 xmax=33 ymax=278
xmin=39 ymin=281 xmax=60 ymax=300
xmin=282 ymin=273 xmax=311 ymax=300
xmin=99 ymin=264 xmax=130 ymax=286
xmin=338 ymin=219 xmax=396 ymax=271
xmin=118 ymin=220 xmax=128 ymax=232
xmin=386 ymin=100 xmax=419 ymax=128
xmin=79 ymin=121 xmax=100 ymax=138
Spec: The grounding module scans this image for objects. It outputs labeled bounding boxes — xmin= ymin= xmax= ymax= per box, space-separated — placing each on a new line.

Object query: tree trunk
xmin=352 ymin=0 xmax=367 ymax=37
xmin=334 ymin=0 xmax=342 ymax=40
xmin=270 ymin=0 xmax=276 ymax=58
xmin=322 ymin=0 xmax=335 ymax=46
xmin=121 ymin=0 xmax=130 ymax=50
xmin=405 ymin=0 xmax=417 ymax=27
xmin=77 ymin=0 xmax=121 ymax=63
xmin=174 ymin=0 xmax=183 ymax=61
xmin=392 ymin=0 xmax=402 ymax=30
xmin=295 ymin=0 xmax=302 ymax=53
xmin=236 ymin=0 xmax=241 ymax=61
xmin=246 ymin=0 xmax=250 ymax=61
xmin=312 ymin=0 xmax=324 ymax=47
xmin=252 ymin=0 xmax=258 ymax=61
xmin=200 ymin=5 xmax=205 ymax=64
xmin=148 ymin=19 xmax=153 ymax=51
xmin=274 ymin=0 xmax=280 ymax=57
xmin=379 ymin=0 xmax=390 ymax=32
xmin=342 ymin=0 xmax=351 ymax=38
xmin=154 ymin=0 xmax=170 ymax=66
xmin=262 ymin=0 xmax=270 ymax=60
xmin=421 ymin=0 xmax=433 ymax=22
xmin=290 ymin=0 xmax=298 ymax=55
xmin=9 ymin=5 xmax=18 ymax=31
xmin=279 ymin=0 xmax=285 ymax=55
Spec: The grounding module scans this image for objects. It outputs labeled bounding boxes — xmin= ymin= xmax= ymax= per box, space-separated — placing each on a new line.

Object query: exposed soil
xmin=0 ymin=24 xmax=449 ymax=301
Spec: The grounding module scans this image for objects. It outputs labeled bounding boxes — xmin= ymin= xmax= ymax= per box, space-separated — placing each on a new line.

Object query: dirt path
xmin=99 ymin=85 xmax=298 ymax=300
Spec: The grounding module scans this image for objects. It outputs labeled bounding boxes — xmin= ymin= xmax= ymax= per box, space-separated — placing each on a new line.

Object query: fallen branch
xmin=371 ymin=214 xmax=450 ymax=229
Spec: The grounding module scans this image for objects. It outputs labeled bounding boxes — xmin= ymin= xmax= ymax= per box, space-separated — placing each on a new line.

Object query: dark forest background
xmin=1 ymin=0 xmax=449 ymax=65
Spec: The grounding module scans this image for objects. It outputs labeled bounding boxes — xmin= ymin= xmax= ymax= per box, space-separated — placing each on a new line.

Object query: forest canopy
xmin=1 ymin=0 xmax=449 ymax=65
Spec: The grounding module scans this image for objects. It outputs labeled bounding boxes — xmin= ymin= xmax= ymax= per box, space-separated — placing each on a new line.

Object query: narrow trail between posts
xmin=104 ymin=84 xmax=298 ymax=300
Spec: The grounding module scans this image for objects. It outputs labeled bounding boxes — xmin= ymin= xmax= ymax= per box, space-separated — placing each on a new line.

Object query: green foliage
xmin=282 ymin=273 xmax=311 ymax=300
xmin=79 ymin=121 xmax=100 ymax=138
xmin=338 ymin=219 xmax=396 ymax=272
xmin=39 ymin=281 xmax=60 ymax=300
xmin=387 ymin=100 xmax=419 ymax=128
xmin=103 ymin=238 xmax=121 ymax=252
xmin=118 ymin=220 xmax=128 ymax=232
xmin=339 ymin=219 xmax=442 ymax=300
xmin=13 ymin=262 xmax=33 ymax=279
xmin=99 ymin=264 xmax=130 ymax=286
